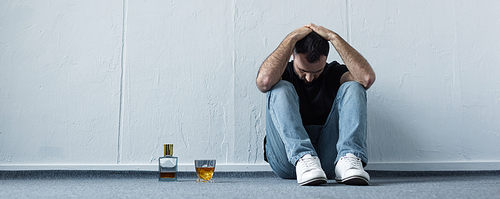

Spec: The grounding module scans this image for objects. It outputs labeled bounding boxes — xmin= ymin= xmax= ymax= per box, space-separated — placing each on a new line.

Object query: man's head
xmin=293 ymin=32 xmax=329 ymax=84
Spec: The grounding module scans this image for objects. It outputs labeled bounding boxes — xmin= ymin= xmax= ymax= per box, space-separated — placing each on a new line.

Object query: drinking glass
xmin=195 ymin=160 xmax=216 ymax=182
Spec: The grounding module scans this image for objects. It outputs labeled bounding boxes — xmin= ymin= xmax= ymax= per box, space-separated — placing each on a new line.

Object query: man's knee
xmin=268 ymin=80 xmax=295 ymax=95
xmin=267 ymin=80 xmax=298 ymax=103
xmin=341 ymin=81 xmax=365 ymax=91
xmin=339 ymin=81 xmax=366 ymax=98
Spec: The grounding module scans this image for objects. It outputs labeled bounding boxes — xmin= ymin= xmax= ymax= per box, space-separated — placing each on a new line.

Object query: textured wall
xmin=359 ymin=1 xmax=500 ymax=164
xmin=1 ymin=0 xmax=499 ymax=170
xmin=0 ymin=1 xmax=123 ymax=164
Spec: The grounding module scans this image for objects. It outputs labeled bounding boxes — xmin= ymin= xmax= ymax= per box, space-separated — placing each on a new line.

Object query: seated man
xmin=256 ymin=23 xmax=376 ymax=186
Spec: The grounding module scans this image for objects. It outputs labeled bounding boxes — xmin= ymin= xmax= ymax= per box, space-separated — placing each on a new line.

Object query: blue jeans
xmin=265 ymin=80 xmax=368 ymax=179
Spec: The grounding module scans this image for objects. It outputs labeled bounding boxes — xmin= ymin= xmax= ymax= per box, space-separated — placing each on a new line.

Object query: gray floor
xmin=1 ymin=170 xmax=500 ymax=198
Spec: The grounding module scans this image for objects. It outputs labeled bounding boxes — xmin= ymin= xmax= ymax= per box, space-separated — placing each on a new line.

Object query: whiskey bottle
xmin=159 ymin=144 xmax=178 ymax=181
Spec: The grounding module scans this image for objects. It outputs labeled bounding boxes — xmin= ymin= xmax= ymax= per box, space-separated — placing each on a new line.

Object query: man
xmin=256 ymin=23 xmax=375 ymax=186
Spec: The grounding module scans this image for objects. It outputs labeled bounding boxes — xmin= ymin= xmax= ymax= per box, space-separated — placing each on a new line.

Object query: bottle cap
xmin=164 ymin=144 xmax=173 ymax=156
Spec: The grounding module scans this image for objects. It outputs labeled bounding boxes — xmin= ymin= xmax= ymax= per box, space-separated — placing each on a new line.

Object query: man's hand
xmin=306 ymin=23 xmax=336 ymax=41
xmin=289 ymin=25 xmax=313 ymax=43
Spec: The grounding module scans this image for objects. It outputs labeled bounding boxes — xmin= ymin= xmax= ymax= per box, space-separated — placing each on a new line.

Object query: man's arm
xmin=307 ymin=23 xmax=376 ymax=89
xmin=256 ymin=26 xmax=312 ymax=93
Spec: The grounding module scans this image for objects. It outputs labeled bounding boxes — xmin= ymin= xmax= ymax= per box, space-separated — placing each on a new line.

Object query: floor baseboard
xmin=1 ymin=161 xmax=500 ymax=171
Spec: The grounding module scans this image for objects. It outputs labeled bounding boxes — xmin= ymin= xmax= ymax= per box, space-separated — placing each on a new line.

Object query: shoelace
xmin=341 ymin=156 xmax=362 ymax=169
xmin=300 ymin=156 xmax=320 ymax=170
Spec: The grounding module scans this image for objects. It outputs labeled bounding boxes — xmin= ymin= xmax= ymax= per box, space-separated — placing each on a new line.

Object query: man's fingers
xmin=304 ymin=23 xmax=315 ymax=27
xmin=305 ymin=23 xmax=319 ymax=30
xmin=308 ymin=23 xmax=325 ymax=33
xmin=306 ymin=23 xmax=333 ymax=40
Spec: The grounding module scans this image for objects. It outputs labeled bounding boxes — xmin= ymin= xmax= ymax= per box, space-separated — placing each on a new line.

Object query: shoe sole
xmin=299 ymin=177 xmax=327 ymax=186
xmin=335 ymin=176 xmax=369 ymax=186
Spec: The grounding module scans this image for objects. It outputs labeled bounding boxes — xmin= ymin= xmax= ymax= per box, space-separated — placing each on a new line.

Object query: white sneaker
xmin=295 ymin=154 xmax=327 ymax=186
xmin=335 ymin=153 xmax=370 ymax=185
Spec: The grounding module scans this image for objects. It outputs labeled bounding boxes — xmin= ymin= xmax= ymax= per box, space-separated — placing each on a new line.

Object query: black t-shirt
xmin=282 ymin=61 xmax=349 ymax=125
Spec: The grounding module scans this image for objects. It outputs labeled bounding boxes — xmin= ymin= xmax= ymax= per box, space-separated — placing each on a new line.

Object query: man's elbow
xmin=257 ymin=84 xmax=270 ymax=93
xmin=256 ymin=77 xmax=272 ymax=93
xmin=357 ymin=72 xmax=375 ymax=90
xmin=362 ymin=73 xmax=376 ymax=90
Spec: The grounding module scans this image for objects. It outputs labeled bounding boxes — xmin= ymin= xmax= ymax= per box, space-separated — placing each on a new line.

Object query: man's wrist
xmin=283 ymin=34 xmax=299 ymax=50
xmin=285 ymin=32 xmax=301 ymax=44
xmin=329 ymin=33 xmax=343 ymax=45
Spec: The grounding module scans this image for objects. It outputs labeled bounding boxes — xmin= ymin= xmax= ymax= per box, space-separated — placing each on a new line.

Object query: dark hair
xmin=293 ymin=32 xmax=329 ymax=63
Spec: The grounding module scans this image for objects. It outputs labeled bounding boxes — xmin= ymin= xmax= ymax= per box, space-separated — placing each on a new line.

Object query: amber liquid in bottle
xmin=160 ymin=172 xmax=176 ymax=179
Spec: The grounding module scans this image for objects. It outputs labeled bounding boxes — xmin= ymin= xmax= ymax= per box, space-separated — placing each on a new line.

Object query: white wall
xmin=1 ymin=0 xmax=499 ymax=171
